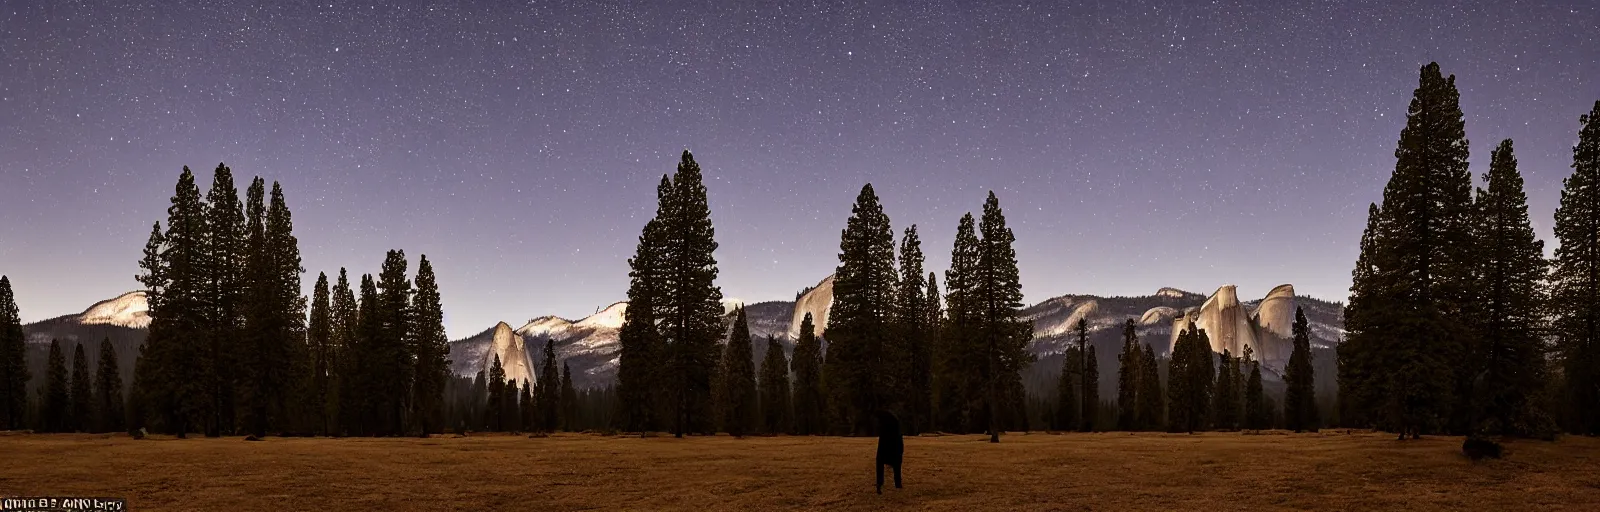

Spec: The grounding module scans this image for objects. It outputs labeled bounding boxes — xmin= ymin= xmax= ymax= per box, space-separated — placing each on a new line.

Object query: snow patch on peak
xmin=78 ymin=291 xmax=150 ymax=328
xmin=1156 ymin=287 xmax=1190 ymax=298
xmin=576 ymin=302 xmax=627 ymax=330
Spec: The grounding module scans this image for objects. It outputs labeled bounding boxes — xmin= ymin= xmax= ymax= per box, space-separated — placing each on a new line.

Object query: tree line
xmin=126 ymin=164 xmax=455 ymax=437
xmin=1342 ymin=63 xmax=1600 ymax=439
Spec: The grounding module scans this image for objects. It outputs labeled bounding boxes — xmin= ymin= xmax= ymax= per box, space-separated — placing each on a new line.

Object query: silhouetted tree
xmin=1213 ymin=349 xmax=1239 ymax=431
xmin=1056 ymin=346 xmax=1080 ymax=431
xmin=1136 ymin=344 xmax=1164 ymax=431
xmin=1552 ymin=101 xmax=1600 ymax=436
xmin=975 ymin=192 xmax=1034 ymax=442
xmin=411 ymin=256 xmax=451 ymax=436
xmin=1342 ymin=63 xmax=1474 ymax=438
xmin=720 ymin=307 xmax=758 ymax=437
xmin=42 ymin=340 xmax=69 ymax=433
xmin=658 ymin=151 xmax=724 ymax=437
xmin=937 ymin=214 xmax=981 ymax=434
xmin=330 ymin=269 xmax=358 ymax=435
xmin=791 ymin=313 xmax=826 ymax=435
xmin=897 ymin=225 xmax=934 ymax=434
xmin=618 ymin=176 xmax=671 ymax=433
xmin=1243 ymin=346 xmax=1269 ymax=431
xmin=1117 ymin=319 xmax=1140 ymax=431
xmin=203 ymin=163 xmax=246 ymax=437
xmin=67 ymin=343 xmax=92 ymax=432
xmin=0 ymin=276 xmax=28 ymax=430
xmin=1472 ymin=139 xmax=1552 ymax=437
xmin=93 ymin=339 xmax=124 ymax=433
xmin=758 ymin=335 xmax=792 ymax=434
xmin=825 ymin=184 xmax=899 ymax=436
xmin=1285 ymin=307 xmax=1319 ymax=432
xmin=486 ymin=355 xmax=506 ymax=431
xmin=537 ymin=339 xmax=560 ymax=432
xmin=307 ymin=272 xmax=333 ymax=435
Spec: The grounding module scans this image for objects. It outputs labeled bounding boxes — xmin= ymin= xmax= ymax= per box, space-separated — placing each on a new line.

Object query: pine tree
xmin=203 ymin=163 xmax=246 ymax=437
xmin=824 ymin=184 xmax=899 ymax=436
xmin=1243 ymin=346 xmax=1268 ymax=431
xmin=1339 ymin=203 xmax=1383 ymax=429
xmin=519 ymin=379 xmax=535 ymax=432
xmin=42 ymin=340 xmax=68 ymax=432
xmin=1168 ymin=322 xmax=1214 ymax=433
xmin=353 ymin=273 xmax=383 ymax=435
xmin=486 ymin=355 xmax=505 ymax=431
xmin=1117 ymin=319 xmax=1140 ymax=431
xmin=922 ymin=273 xmax=942 ymax=430
xmin=976 ymin=192 xmax=1034 ymax=442
xmin=758 ymin=335 xmax=792 ymax=435
xmin=1285 ymin=307 xmax=1319 ymax=432
xmin=307 ymin=272 xmax=333 ymax=435
xmin=1072 ymin=317 xmax=1092 ymax=432
xmin=790 ymin=313 xmax=826 ymax=435
xmin=560 ymin=362 xmax=577 ymax=432
xmin=1136 ymin=344 xmax=1163 ymax=431
xmin=538 ymin=339 xmax=560 ymax=432
xmin=370 ymin=250 xmax=412 ymax=436
xmin=146 ymin=167 xmax=212 ymax=437
xmin=1472 ymin=139 xmax=1552 ymax=437
xmin=67 ymin=343 xmax=92 ymax=432
xmin=618 ymin=176 xmax=671 ymax=433
xmin=331 ymin=269 xmax=358 ymax=435
xmin=719 ymin=307 xmax=758 ymax=437
xmin=95 ymin=338 xmax=125 ymax=434
xmin=938 ymin=214 xmax=982 ymax=434
xmin=658 ymin=151 xmax=724 ymax=438
xmin=469 ymin=370 xmax=486 ymax=431
xmin=0 ymin=276 xmax=28 ymax=430
xmin=244 ymin=182 xmax=308 ymax=437
xmin=1213 ymin=350 xmax=1239 ymax=431
xmin=1552 ymin=101 xmax=1600 ymax=436
xmin=897 ymin=225 xmax=932 ymax=434
xmin=411 ymin=256 xmax=450 ymax=436
xmin=1344 ymin=63 xmax=1475 ymax=438
xmin=1055 ymin=347 xmax=1079 ymax=431
xmin=1083 ymin=345 xmax=1100 ymax=432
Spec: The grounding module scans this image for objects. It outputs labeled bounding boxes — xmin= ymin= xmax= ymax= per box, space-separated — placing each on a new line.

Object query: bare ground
xmin=1 ymin=430 xmax=1597 ymax=511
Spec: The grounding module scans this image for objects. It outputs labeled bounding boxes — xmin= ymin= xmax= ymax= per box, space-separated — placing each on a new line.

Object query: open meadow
xmin=1 ymin=430 xmax=1597 ymax=511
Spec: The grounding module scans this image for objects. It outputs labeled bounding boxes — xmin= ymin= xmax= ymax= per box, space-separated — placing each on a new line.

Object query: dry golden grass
xmin=1 ymin=430 xmax=1597 ymax=511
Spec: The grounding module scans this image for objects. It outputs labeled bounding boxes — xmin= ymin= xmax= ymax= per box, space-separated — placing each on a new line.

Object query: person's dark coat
xmin=876 ymin=410 xmax=904 ymax=465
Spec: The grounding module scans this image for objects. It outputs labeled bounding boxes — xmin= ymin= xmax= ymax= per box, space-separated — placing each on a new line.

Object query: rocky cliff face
xmin=787 ymin=275 xmax=834 ymax=339
xmin=1169 ymin=284 xmax=1295 ymax=370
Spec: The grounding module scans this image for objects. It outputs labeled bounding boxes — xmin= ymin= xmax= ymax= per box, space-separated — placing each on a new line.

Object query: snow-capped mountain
xmin=446 ymin=277 xmax=1344 ymax=389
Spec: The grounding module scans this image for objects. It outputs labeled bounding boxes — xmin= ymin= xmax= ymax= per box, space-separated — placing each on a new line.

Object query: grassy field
xmin=1 ymin=430 xmax=1597 ymax=511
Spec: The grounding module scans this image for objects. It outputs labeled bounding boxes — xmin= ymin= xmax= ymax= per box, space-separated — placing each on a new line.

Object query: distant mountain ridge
xmin=446 ymin=277 xmax=1344 ymax=389
xmin=18 ymin=282 xmax=1344 ymax=391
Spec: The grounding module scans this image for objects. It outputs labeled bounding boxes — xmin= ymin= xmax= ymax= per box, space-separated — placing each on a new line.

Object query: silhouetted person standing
xmin=875 ymin=410 xmax=904 ymax=494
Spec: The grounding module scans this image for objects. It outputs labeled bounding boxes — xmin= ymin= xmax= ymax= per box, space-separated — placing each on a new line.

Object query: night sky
xmin=2 ymin=1 xmax=1596 ymax=338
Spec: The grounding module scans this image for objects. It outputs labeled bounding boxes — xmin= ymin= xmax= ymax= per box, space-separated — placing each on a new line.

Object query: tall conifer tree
xmin=938 ymin=214 xmax=982 ymax=434
xmin=0 ymin=276 xmax=27 ymax=430
xmin=825 ymin=184 xmax=899 ymax=435
xmin=203 ymin=163 xmax=246 ymax=436
xmin=976 ymin=193 xmax=1034 ymax=442
xmin=1343 ymin=63 xmax=1475 ymax=438
xmin=1472 ymin=139 xmax=1551 ymax=437
xmin=560 ymin=363 xmax=577 ymax=431
xmin=307 ymin=272 xmax=333 ymax=435
xmin=1552 ymin=101 xmax=1600 ymax=436
xmin=1117 ymin=319 xmax=1140 ymax=431
xmin=486 ymin=355 xmax=505 ymax=431
xmin=68 ymin=343 xmax=92 ymax=432
xmin=1055 ymin=347 xmax=1079 ymax=431
xmin=1243 ymin=346 xmax=1268 ymax=431
xmin=537 ymin=339 xmax=560 ymax=432
xmin=95 ymin=339 xmax=125 ymax=433
xmin=1284 ymin=307 xmax=1319 ymax=432
xmin=618 ymin=179 xmax=670 ymax=433
xmin=1136 ymin=344 xmax=1163 ymax=431
xmin=659 ymin=151 xmax=724 ymax=437
xmin=331 ymin=269 xmax=358 ymax=435
xmin=897 ymin=225 xmax=932 ymax=434
xmin=411 ymin=256 xmax=451 ymax=436
xmin=42 ymin=340 xmax=69 ymax=433
xmin=758 ymin=335 xmax=792 ymax=434
xmin=790 ymin=313 xmax=826 ymax=435
xmin=720 ymin=307 xmax=758 ymax=437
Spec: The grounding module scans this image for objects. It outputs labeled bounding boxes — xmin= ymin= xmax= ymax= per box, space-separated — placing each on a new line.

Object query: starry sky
xmin=2 ymin=0 xmax=1597 ymax=338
